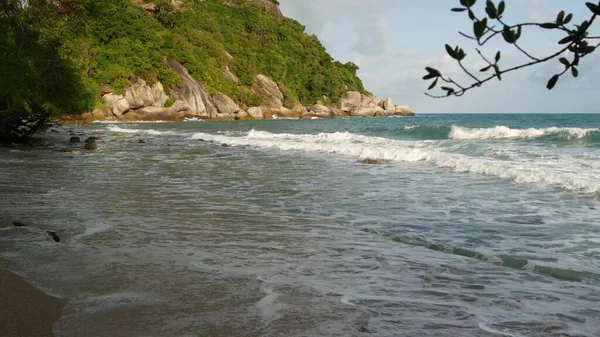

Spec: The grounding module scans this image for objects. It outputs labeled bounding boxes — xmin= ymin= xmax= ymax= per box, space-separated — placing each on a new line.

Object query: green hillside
xmin=1 ymin=0 xmax=368 ymax=139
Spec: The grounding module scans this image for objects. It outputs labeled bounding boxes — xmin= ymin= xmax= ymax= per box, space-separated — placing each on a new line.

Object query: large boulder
xmin=247 ymin=107 xmax=264 ymax=120
xmin=347 ymin=94 xmax=385 ymax=117
xmin=254 ymin=74 xmax=284 ymax=108
xmin=124 ymin=78 xmax=167 ymax=110
xmin=273 ymin=107 xmax=301 ymax=119
xmin=339 ymin=91 xmax=362 ymax=113
xmin=234 ymin=110 xmax=250 ymax=120
xmin=306 ymin=104 xmax=335 ymax=119
xmin=166 ymin=58 xmax=216 ymax=119
xmin=213 ymin=93 xmax=240 ymax=115
xmin=379 ymin=98 xmax=395 ymax=112
xmin=102 ymin=93 xmax=130 ymax=116
xmin=394 ymin=105 xmax=415 ymax=116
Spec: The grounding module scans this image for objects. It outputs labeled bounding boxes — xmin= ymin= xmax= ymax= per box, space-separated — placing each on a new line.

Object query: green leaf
xmin=564 ymin=14 xmax=573 ymax=24
xmin=559 ymin=57 xmax=570 ymax=67
xmin=485 ymin=0 xmax=497 ymax=19
xmin=474 ymin=18 xmax=488 ymax=39
xmin=515 ymin=26 xmax=522 ymax=41
xmin=480 ymin=65 xmax=491 ymax=72
xmin=428 ymin=78 xmax=438 ymax=90
xmin=556 ymin=11 xmax=565 ymax=25
xmin=546 ymin=75 xmax=559 ymax=90
xmin=494 ymin=65 xmax=502 ymax=81
xmin=425 ymin=67 xmax=441 ymax=77
xmin=445 ymin=44 xmax=459 ymax=59
xmin=586 ymin=2 xmax=600 ymax=15
xmin=457 ymin=48 xmax=467 ymax=60
xmin=502 ymin=26 xmax=515 ymax=43
xmin=468 ymin=10 xmax=476 ymax=20
xmin=558 ymin=35 xmax=575 ymax=44
xmin=571 ymin=67 xmax=579 ymax=78
xmin=460 ymin=0 xmax=469 ymax=6
xmin=540 ymin=23 xmax=558 ymax=29
xmin=497 ymin=1 xmax=506 ymax=16
xmin=557 ymin=11 xmax=565 ymax=24
xmin=495 ymin=51 xmax=501 ymax=62
xmin=452 ymin=8 xmax=467 ymax=12
xmin=467 ymin=0 xmax=477 ymax=7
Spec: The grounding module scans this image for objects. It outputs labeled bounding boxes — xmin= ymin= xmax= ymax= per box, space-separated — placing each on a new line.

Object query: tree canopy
xmin=423 ymin=0 xmax=600 ymax=98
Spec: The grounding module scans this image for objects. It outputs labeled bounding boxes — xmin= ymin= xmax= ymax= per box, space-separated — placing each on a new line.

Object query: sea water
xmin=1 ymin=114 xmax=599 ymax=336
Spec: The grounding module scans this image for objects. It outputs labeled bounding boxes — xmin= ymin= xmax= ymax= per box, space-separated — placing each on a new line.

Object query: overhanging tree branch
xmin=424 ymin=0 xmax=600 ymax=98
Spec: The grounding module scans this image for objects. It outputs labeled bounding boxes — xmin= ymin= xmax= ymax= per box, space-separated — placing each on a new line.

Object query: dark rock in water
xmin=45 ymin=231 xmax=60 ymax=243
xmin=12 ymin=221 xmax=27 ymax=227
xmin=221 ymin=143 xmax=229 ymax=147
xmin=50 ymin=129 xmax=59 ymax=133
xmin=84 ymin=137 xmax=98 ymax=150
xmin=138 ymin=139 xmax=146 ymax=144
xmin=362 ymin=159 xmax=380 ymax=165
xmin=216 ymin=154 xmax=227 ymax=158
xmin=196 ymin=139 xmax=205 ymax=142
xmin=70 ymin=137 xmax=81 ymax=143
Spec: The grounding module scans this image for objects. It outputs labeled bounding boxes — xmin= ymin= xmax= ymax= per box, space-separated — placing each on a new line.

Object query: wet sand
xmin=0 ymin=268 xmax=63 ymax=337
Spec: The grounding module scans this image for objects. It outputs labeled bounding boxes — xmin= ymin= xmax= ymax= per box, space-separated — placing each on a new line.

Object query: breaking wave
xmin=189 ymin=129 xmax=600 ymax=194
xmin=449 ymin=125 xmax=600 ymax=141
xmin=107 ymin=126 xmax=176 ymax=135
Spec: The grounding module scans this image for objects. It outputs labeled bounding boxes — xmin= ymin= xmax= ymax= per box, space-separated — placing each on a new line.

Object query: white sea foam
xmin=450 ymin=125 xmax=599 ymax=140
xmin=404 ymin=125 xmax=419 ymax=130
xmin=189 ymin=130 xmax=600 ymax=194
xmin=92 ymin=120 xmax=170 ymax=124
xmin=107 ymin=126 xmax=175 ymax=135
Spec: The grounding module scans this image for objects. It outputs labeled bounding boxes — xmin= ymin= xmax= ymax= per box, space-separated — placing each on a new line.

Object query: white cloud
xmin=278 ymin=0 xmax=599 ymax=113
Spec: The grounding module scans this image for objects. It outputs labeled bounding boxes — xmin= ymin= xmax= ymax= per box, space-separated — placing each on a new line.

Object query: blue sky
xmin=279 ymin=1 xmax=600 ymax=113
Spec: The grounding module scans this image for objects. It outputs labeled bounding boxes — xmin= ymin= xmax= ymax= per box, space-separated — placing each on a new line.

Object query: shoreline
xmin=0 ymin=268 xmax=64 ymax=337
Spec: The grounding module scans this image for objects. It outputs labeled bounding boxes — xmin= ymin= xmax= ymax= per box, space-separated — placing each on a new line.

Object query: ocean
xmin=1 ymin=113 xmax=599 ymax=337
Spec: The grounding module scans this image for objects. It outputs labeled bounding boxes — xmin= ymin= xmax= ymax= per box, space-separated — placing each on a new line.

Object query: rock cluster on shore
xmin=66 ymin=60 xmax=414 ymax=123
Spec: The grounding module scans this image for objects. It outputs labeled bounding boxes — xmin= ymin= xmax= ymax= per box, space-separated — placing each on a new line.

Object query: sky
xmin=278 ymin=0 xmax=600 ymax=113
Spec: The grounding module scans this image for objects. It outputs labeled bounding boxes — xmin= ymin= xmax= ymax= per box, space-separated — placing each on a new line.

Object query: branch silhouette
xmin=424 ymin=0 xmax=600 ymax=98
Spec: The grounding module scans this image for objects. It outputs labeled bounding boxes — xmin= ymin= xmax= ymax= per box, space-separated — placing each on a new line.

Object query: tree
xmin=0 ymin=0 xmax=95 ymax=142
xmin=423 ymin=0 xmax=600 ymax=98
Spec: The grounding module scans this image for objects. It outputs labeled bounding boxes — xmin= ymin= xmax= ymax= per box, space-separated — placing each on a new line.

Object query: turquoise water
xmin=1 ymin=114 xmax=600 ymax=336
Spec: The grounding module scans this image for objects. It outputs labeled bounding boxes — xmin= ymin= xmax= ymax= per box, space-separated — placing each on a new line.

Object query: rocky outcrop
xmin=305 ymin=104 xmax=335 ymax=119
xmin=69 ymin=63 xmax=413 ymax=123
xmin=254 ymin=74 xmax=284 ymax=108
xmin=213 ymin=93 xmax=240 ymax=119
xmin=247 ymin=107 xmax=264 ymax=120
xmin=336 ymin=91 xmax=413 ymax=118
xmin=167 ymin=58 xmax=216 ymax=119
xmin=248 ymin=0 xmax=284 ymax=18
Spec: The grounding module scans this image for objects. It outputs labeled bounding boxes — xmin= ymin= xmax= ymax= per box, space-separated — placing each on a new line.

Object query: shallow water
xmin=1 ymin=114 xmax=600 ymax=337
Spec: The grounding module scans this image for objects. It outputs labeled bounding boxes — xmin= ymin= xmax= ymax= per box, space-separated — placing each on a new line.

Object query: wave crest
xmin=450 ymin=125 xmax=599 ymax=140
xmin=189 ymin=129 xmax=600 ymax=194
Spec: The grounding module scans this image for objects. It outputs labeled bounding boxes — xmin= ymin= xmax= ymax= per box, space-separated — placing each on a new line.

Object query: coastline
xmin=0 ymin=268 xmax=64 ymax=337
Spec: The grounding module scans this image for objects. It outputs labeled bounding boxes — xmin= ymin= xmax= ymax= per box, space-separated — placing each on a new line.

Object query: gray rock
xmin=254 ymin=74 xmax=284 ymax=108
xmin=70 ymin=137 xmax=81 ymax=143
xmin=84 ymin=137 xmax=98 ymax=150
xmin=167 ymin=58 xmax=216 ymax=119
xmin=247 ymin=107 xmax=264 ymax=120
xmin=213 ymin=93 xmax=240 ymax=115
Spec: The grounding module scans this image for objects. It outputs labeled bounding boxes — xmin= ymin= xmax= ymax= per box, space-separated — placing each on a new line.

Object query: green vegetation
xmin=1 ymin=0 xmax=367 ymax=141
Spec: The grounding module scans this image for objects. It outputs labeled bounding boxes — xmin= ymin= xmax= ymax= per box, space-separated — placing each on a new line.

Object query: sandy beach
xmin=0 ymin=268 xmax=63 ymax=337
